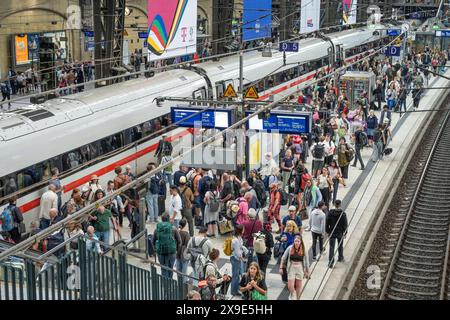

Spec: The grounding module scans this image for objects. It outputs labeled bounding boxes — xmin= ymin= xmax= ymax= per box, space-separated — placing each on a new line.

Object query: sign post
xmin=279 ymin=42 xmax=299 ymax=52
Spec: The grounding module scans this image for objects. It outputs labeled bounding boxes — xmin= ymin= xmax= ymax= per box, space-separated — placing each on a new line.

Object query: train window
xmin=62 ymin=149 xmax=84 ymax=171
xmin=89 ymin=141 xmax=100 ymax=159
xmin=142 ymin=121 xmax=152 ymax=136
xmin=3 ymin=176 xmax=18 ymax=197
xmin=40 ymin=161 xmax=52 ymax=181
xmin=216 ymin=83 xmax=224 ymax=98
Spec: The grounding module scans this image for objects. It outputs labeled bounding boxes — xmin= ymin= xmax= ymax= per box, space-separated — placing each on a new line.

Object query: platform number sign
xmin=279 ymin=42 xmax=299 ymax=52
xmin=382 ymin=46 xmax=401 ymax=57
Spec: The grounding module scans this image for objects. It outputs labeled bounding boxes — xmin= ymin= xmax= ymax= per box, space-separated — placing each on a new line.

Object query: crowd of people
xmin=1 ymin=43 xmax=447 ymax=300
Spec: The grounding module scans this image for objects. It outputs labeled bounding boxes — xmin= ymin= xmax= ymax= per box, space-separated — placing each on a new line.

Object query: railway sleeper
xmin=410 ymin=218 xmax=449 ymax=226
xmin=402 ymin=245 xmax=445 ymax=254
xmin=406 ymin=225 xmax=447 ymax=233
xmin=389 ymin=286 xmax=439 ymax=296
xmin=392 ymin=278 xmax=440 ymax=288
xmin=393 ymin=271 xmax=440 ymax=281
xmin=398 ymin=257 xmax=442 ymax=266
xmin=401 ymin=251 xmax=443 ymax=260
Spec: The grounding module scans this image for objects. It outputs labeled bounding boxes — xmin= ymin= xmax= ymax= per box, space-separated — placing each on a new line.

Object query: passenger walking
xmin=317 ymin=167 xmax=332 ymax=208
xmin=241 ymin=208 xmax=262 ymax=266
xmin=154 ymin=213 xmax=181 ymax=279
xmin=280 ymin=149 xmax=295 ymax=191
xmin=204 ymin=249 xmax=231 ymax=298
xmin=39 ymin=184 xmax=58 ymax=229
xmin=351 ymin=125 xmax=365 ymax=170
xmin=328 ymin=160 xmax=342 ymax=204
xmin=145 ymin=164 xmax=160 ymax=224
xmin=204 ymin=180 xmax=220 ymax=237
xmin=326 ymin=200 xmax=348 ymax=268
xmin=49 ymin=168 xmax=64 ymax=211
xmin=310 ymin=201 xmax=326 ymax=260
xmin=279 ymin=235 xmax=310 ymax=300
xmin=176 ymin=219 xmax=190 ymax=282
xmin=230 ymin=225 xmax=248 ymax=297
xmin=169 ymin=185 xmax=183 ymax=229
xmin=337 ymin=138 xmax=351 ymax=186
xmin=89 ymin=205 xmax=117 ymax=246
xmin=371 ymin=124 xmax=384 ymax=162
xmin=267 ymin=183 xmax=282 ymax=233
xmin=256 ymin=221 xmax=274 ymax=276
xmin=239 ymin=262 xmax=268 ymax=300
xmin=310 ymin=136 xmax=326 ymax=178
xmin=366 ymin=110 xmax=378 ymax=148
xmin=178 ymin=176 xmax=195 ymax=236
xmin=0 ymin=197 xmax=24 ymax=244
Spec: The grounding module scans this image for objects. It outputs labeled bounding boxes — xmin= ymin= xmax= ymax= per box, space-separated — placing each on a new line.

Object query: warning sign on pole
xmin=224 ymin=83 xmax=238 ymax=98
xmin=244 ymin=86 xmax=259 ymax=99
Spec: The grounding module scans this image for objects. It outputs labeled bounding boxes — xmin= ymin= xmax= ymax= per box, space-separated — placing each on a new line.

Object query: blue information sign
xmin=382 ymin=46 xmax=401 ymax=57
xmin=171 ymin=106 xmax=233 ymax=129
xmin=279 ymin=42 xmax=299 ymax=52
xmin=246 ymin=111 xmax=311 ymax=134
xmin=435 ymin=30 xmax=450 ymax=37
xmin=387 ymin=29 xmax=401 ymax=36
xmin=138 ymin=32 xmax=149 ymax=39
xmin=84 ymin=31 xmax=94 ymax=37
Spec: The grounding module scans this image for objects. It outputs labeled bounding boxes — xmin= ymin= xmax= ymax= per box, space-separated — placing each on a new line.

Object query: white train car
xmin=0 ymin=25 xmax=389 ymax=230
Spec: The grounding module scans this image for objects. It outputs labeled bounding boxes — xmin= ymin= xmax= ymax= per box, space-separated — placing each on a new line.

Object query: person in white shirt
xmin=260 ymin=152 xmax=278 ymax=178
xmin=169 ymin=185 xmax=183 ymax=228
xmin=39 ymin=184 xmax=58 ymax=228
xmin=324 ymin=134 xmax=335 ymax=166
xmin=310 ymin=201 xmax=327 ymax=260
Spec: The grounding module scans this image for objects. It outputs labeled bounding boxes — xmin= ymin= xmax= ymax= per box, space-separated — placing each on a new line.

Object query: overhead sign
xmin=181 ymin=146 xmax=237 ymax=171
xmin=171 ymin=106 xmax=233 ymax=129
xmin=246 ymin=110 xmax=312 ymax=134
xmin=244 ymin=86 xmax=260 ymax=99
xmin=382 ymin=46 xmax=401 ymax=57
xmin=138 ymin=32 xmax=148 ymax=39
xmin=343 ymin=0 xmax=357 ymax=25
xmin=224 ymin=83 xmax=238 ymax=98
xmin=147 ymin=0 xmax=197 ymax=60
xmin=242 ymin=0 xmax=272 ymax=41
xmin=84 ymin=31 xmax=94 ymax=37
xmin=300 ymin=0 xmax=321 ymax=34
xmin=387 ymin=29 xmax=401 ymax=36
xmin=279 ymin=42 xmax=299 ymax=52
xmin=435 ymin=30 xmax=450 ymax=37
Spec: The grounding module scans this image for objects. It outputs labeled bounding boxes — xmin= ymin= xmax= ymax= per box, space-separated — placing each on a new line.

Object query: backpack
xmin=155 ymin=222 xmax=176 ymax=255
xmin=198 ymin=176 xmax=212 ymax=196
xmin=312 ymin=143 xmax=325 ymax=159
xmin=148 ymin=176 xmax=160 ymax=194
xmin=1 ymin=207 xmax=14 ymax=232
xmin=188 ymin=237 xmax=208 ymax=270
xmin=359 ymin=132 xmax=368 ymax=147
xmin=346 ymin=144 xmax=355 ymax=162
xmin=223 ymin=237 xmax=232 ymax=256
xmin=300 ymin=173 xmax=312 ymax=192
xmin=253 ymin=232 xmax=267 ymax=255
xmin=208 ymin=192 xmax=220 ymax=212
xmin=179 ymin=187 xmax=190 ymax=210
xmin=278 ymin=189 xmax=289 ymax=206
xmin=253 ymin=180 xmax=266 ymax=208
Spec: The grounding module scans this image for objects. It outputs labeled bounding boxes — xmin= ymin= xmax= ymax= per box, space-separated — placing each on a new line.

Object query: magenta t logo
xmin=181 ymin=27 xmax=187 ymax=42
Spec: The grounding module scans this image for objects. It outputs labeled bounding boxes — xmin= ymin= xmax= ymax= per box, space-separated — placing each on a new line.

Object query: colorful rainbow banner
xmin=343 ymin=0 xmax=357 ymax=25
xmin=147 ymin=0 xmax=191 ymax=56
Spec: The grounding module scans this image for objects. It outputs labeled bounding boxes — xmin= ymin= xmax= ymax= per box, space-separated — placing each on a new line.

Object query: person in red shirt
xmin=268 ymin=183 xmax=282 ymax=233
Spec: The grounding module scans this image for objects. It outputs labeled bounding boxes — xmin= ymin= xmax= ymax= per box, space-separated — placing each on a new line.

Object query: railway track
xmin=379 ymin=110 xmax=450 ymax=300
xmin=348 ymin=104 xmax=450 ymax=300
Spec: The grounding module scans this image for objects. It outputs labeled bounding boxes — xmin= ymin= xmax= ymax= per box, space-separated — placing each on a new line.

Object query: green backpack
xmin=155 ymin=222 xmax=176 ymax=255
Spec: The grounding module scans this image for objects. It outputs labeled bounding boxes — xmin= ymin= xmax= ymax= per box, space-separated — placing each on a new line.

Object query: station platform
xmin=107 ymin=70 xmax=450 ymax=300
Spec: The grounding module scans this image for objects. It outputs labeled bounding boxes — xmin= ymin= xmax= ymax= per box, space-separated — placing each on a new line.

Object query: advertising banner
xmin=27 ymin=33 xmax=40 ymax=61
xmin=242 ymin=0 xmax=272 ymax=41
xmin=343 ymin=0 xmax=357 ymax=25
xmin=147 ymin=0 xmax=197 ymax=60
xmin=15 ymin=35 xmax=29 ymax=65
xmin=300 ymin=0 xmax=320 ymax=34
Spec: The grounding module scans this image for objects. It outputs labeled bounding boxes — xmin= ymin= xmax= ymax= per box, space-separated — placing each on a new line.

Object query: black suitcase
xmin=383 ymin=148 xmax=393 ymax=156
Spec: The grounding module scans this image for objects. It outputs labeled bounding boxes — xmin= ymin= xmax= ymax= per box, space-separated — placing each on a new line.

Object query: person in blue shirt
xmin=281 ymin=205 xmax=303 ymax=233
xmin=280 ymin=220 xmax=301 ymax=252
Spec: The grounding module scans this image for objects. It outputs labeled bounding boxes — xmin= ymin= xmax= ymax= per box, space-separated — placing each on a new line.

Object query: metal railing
xmin=0 ymin=239 xmax=186 ymax=300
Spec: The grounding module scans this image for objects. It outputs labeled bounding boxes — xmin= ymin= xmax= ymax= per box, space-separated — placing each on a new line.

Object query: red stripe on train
xmin=18 ymin=129 xmax=192 ymax=214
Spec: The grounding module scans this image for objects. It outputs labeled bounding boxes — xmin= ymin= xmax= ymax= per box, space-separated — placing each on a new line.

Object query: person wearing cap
xmin=241 ymin=208 xmax=263 ymax=266
xmin=82 ymin=174 xmax=103 ymax=203
xmin=178 ymin=175 xmax=195 ymax=236
xmin=268 ymin=182 xmax=283 ymax=233
xmin=282 ymin=205 xmax=303 ymax=234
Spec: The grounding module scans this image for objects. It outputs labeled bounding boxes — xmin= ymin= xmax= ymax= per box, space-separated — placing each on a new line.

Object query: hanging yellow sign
xmin=224 ymin=83 xmax=238 ymax=98
xmin=244 ymin=86 xmax=259 ymax=99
